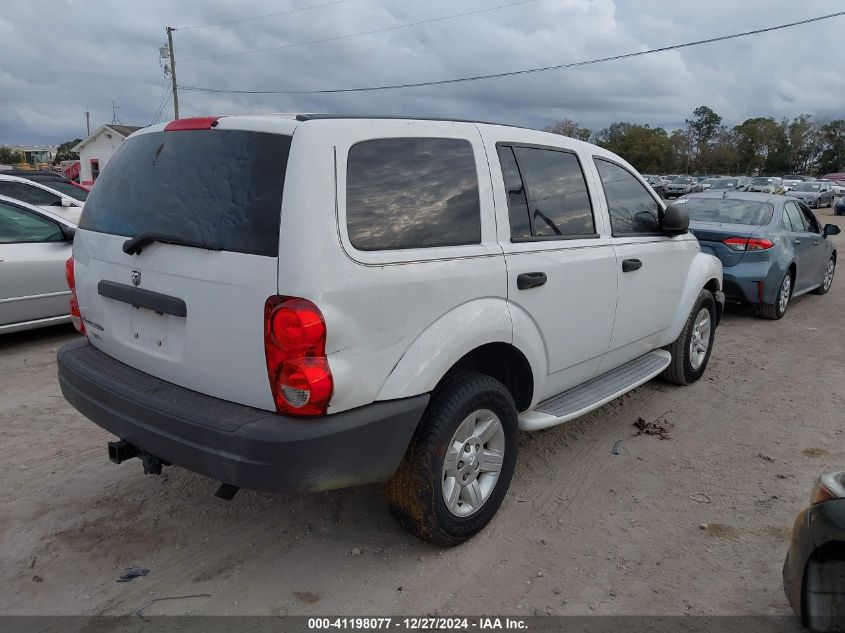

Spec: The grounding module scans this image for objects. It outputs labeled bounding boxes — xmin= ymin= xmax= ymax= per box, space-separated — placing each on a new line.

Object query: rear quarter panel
xmin=277 ymin=120 xmax=508 ymax=414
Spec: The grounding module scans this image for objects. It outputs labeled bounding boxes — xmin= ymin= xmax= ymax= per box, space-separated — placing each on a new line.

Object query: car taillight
xmin=811 ymin=471 xmax=845 ymax=505
xmin=65 ymin=257 xmax=85 ymax=335
xmin=264 ymin=296 xmax=333 ymax=417
xmin=723 ymin=237 xmax=774 ymax=251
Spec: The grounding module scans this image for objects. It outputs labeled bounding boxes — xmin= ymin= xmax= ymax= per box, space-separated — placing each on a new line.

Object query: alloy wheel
xmin=689 ymin=308 xmax=712 ymax=371
xmin=778 ymin=275 xmax=792 ymax=315
xmin=441 ymin=409 xmax=506 ymax=517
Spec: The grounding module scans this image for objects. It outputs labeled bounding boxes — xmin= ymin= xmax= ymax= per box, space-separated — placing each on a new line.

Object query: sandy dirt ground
xmin=1 ymin=209 xmax=843 ymax=618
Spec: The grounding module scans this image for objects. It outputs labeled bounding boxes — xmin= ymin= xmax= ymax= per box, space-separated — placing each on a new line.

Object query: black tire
xmin=386 ymin=371 xmax=519 ymax=546
xmin=759 ymin=270 xmax=793 ymax=320
xmin=660 ymin=289 xmax=717 ymax=386
xmin=803 ymin=558 xmax=845 ymax=632
xmin=813 ymin=256 xmax=835 ymax=295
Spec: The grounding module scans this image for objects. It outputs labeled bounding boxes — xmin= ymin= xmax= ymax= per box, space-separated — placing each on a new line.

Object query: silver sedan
xmin=0 ymin=195 xmax=77 ymax=334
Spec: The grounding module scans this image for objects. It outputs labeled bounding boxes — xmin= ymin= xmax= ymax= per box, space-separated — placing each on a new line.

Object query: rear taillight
xmin=264 ymin=297 xmax=333 ymax=417
xmin=723 ymin=237 xmax=774 ymax=251
xmin=811 ymin=471 xmax=845 ymax=505
xmin=65 ymin=257 xmax=85 ymax=335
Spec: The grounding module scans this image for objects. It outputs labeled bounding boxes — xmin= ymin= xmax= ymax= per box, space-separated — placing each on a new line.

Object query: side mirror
xmin=60 ymin=224 xmax=76 ymax=241
xmin=662 ymin=203 xmax=689 ymax=235
xmin=823 ymin=224 xmax=841 ymax=237
xmin=60 ymin=197 xmax=75 ymax=207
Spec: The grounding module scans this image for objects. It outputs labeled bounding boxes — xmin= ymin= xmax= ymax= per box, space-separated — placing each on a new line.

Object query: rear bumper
xmin=723 ymin=262 xmax=786 ymax=305
xmin=57 ymin=339 xmax=428 ymax=493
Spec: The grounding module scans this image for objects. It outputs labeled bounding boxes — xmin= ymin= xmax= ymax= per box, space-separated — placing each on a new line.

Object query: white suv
xmin=58 ymin=115 xmax=724 ymax=545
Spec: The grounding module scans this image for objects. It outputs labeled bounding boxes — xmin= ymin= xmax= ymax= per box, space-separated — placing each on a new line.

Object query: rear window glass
xmin=79 ymin=130 xmax=291 ymax=257
xmin=346 ymin=137 xmax=481 ymax=250
xmin=682 ymin=198 xmax=774 ymax=225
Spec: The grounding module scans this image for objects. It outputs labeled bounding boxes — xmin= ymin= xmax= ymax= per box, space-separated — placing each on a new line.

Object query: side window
xmin=506 ymin=146 xmax=595 ymax=238
xmin=799 ymin=205 xmax=821 ymax=233
xmin=594 ymin=159 xmax=662 ymax=235
xmin=784 ymin=202 xmax=807 ymax=232
xmin=0 ymin=202 xmax=64 ymax=243
xmin=346 ymin=137 xmax=481 ymax=250
xmin=781 ymin=208 xmax=794 ymax=231
xmin=496 ymin=146 xmax=531 ymax=239
xmin=0 ymin=181 xmax=61 ymax=206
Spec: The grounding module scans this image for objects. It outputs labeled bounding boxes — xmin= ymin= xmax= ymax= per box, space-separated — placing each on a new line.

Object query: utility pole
xmin=84 ymin=111 xmax=90 ymax=136
xmin=166 ymin=27 xmax=180 ymax=120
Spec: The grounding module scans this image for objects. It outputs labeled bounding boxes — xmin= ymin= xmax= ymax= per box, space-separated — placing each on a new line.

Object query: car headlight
xmin=811 ymin=471 xmax=845 ymax=505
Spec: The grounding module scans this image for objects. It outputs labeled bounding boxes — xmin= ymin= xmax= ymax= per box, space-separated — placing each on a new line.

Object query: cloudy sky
xmin=2 ymin=0 xmax=844 ymax=145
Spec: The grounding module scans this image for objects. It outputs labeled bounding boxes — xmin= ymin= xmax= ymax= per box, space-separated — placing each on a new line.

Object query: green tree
xmin=733 ymin=117 xmax=789 ymax=174
xmin=686 ymin=105 xmax=722 ymax=172
xmin=786 ymin=115 xmax=821 ymax=174
xmin=54 ymin=139 xmax=82 ymax=164
xmin=594 ymin=122 xmax=673 ymax=173
xmin=545 ymin=118 xmax=591 ymax=141
xmin=815 ymin=120 xmax=845 ymax=176
xmin=0 ymin=147 xmax=24 ymax=164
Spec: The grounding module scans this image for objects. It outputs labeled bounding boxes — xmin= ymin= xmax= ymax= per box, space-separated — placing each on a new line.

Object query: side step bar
xmin=518 ymin=350 xmax=671 ymax=431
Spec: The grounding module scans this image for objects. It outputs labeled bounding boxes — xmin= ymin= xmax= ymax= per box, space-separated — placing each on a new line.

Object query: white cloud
xmin=1 ymin=0 xmax=843 ymax=144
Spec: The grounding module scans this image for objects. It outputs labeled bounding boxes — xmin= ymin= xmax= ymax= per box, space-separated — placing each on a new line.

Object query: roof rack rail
xmin=294 ymin=113 xmax=538 ymax=131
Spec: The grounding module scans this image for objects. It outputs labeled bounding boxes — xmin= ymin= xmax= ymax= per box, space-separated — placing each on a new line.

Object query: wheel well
xmin=813 ymin=540 xmax=845 ymax=561
xmin=789 ymin=262 xmax=797 ymax=280
xmin=704 ymin=278 xmax=720 ymax=294
xmin=439 ymin=343 xmax=534 ymax=412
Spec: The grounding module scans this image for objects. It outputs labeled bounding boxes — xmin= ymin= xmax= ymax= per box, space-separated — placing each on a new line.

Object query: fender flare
xmin=376 ymin=297 xmax=520 ymax=401
xmin=665 ymin=251 xmax=723 ymax=342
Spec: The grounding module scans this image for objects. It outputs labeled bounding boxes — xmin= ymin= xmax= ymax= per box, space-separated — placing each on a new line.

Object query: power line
xmin=149 ymin=85 xmax=173 ymax=126
xmin=175 ymin=0 xmax=355 ymax=32
xmin=177 ymin=11 xmax=845 ymax=94
xmin=180 ymin=0 xmax=540 ymax=63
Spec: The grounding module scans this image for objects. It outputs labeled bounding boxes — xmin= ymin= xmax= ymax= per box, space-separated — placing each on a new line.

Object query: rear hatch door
xmin=73 ymin=120 xmax=293 ymax=412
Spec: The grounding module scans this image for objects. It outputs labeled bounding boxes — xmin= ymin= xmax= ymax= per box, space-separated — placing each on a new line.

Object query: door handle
xmin=517 ymin=272 xmax=547 ymax=290
xmin=813 ymin=239 xmax=819 ymax=246
xmin=794 ymin=238 xmax=801 ymax=245
xmin=622 ymin=258 xmax=642 ymax=272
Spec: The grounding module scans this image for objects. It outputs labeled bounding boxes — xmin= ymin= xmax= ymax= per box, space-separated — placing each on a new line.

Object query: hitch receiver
xmin=108 ymin=440 xmax=138 ymax=464
xmin=107 ymin=440 xmax=168 ymax=475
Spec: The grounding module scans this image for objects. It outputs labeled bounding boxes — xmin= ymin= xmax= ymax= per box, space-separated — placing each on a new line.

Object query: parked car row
xmin=643 ymin=173 xmax=845 ymax=205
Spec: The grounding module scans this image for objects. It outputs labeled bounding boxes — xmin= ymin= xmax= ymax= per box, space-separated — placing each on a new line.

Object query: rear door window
xmin=498 ymin=145 xmax=595 ymax=239
xmin=594 ymin=159 xmax=662 ymax=235
xmin=784 ymin=202 xmax=808 ymax=233
xmin=497 ymin=146 xmax=531 ymax=239
xmin=79 ymin=130 xmax=292 ymax=257
xmin=346 ymin=137 xmax=481 ymax=250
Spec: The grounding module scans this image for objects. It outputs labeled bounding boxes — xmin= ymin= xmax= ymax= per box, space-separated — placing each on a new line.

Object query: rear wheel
xmin=814 ymin=257 xmax=835 ymax=295
xmin=759 ymin=271 xmax=793 ymax=320
xmin=386 ymin=371 xmax=518 ymax=546
xmin=661 ymin=290 xmax=716 ymax=386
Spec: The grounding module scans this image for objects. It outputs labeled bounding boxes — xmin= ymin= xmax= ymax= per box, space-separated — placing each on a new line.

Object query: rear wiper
xmin=122 ymin=232 xmax=223 ymax=255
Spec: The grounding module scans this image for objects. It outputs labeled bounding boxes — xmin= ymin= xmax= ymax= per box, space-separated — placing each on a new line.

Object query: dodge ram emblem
xmin=130 ymin=270 xmax=141 ymax=287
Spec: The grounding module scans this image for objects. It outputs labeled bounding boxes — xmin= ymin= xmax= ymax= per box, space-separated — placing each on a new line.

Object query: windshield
xmin=710 ymin=179 xmax=738 ymax=189
xmin=673 ymin=177 xmax=693 ymax=184
xmin=792 ymin=183 xmax=821 ymax=192
xmin=685 ymin=198 xmax=774 ymax=225
xmin=751 ymin=177 xmax=774 ymax=185
xmin=80 ymin=130 xmax=292 ymax=257
xmin=47 ymin=181 xmax=88 ymax=201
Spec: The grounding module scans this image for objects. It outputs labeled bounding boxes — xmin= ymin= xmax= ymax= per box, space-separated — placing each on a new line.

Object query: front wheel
xmin=661 ymin=289 xmax=717 ymax=385
xmin=814 ymin=257 xmax=836 ymax=295
xmin=759 ymin=271 xmax=792 ymax=319
xmin=386 ymin=371 xmax=519 ymax=546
